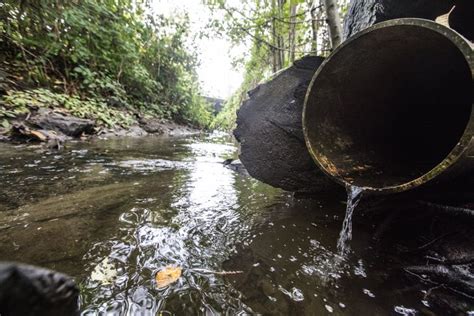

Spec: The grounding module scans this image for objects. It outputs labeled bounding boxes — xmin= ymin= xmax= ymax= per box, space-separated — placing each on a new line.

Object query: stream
xmin=0 ymin=133 xmax=472 ymax=315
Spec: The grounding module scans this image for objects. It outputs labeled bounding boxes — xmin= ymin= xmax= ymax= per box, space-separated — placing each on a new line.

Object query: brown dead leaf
xmin=155 ymin=266 xmax=182 ymax=288
xmin=435 ymin=5 xmax=455 ymax=27
xmin=30 ymin=130 xmax=47 ymax=141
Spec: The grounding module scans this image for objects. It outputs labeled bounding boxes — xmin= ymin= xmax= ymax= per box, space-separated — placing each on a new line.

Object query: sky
xmin=151 ymin=0 xmax=246 ymax=99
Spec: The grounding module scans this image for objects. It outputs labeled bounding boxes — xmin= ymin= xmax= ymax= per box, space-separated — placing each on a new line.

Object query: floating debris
xmin=90 ymin=258 xmax=117 ymax=285
xmin=155 ymin=266 xmax=182 ymax=288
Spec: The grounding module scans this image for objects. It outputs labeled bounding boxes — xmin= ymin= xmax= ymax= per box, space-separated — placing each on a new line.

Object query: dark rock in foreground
xmin=234 ymin=56 xmax=340 ymax=193
xmin=0 ymin=262 xmax=79 ymax=316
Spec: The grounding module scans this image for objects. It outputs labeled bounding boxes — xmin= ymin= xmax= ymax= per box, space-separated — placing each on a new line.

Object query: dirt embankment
xmin=0 ymin=108 xmax=201 ymax=148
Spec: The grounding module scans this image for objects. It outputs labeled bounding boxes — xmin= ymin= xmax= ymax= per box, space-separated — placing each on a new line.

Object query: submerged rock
xmin=223 ymin=159 xmax=249 ymax=176
xmin=406 ymin=264 xmax=474 ymax=297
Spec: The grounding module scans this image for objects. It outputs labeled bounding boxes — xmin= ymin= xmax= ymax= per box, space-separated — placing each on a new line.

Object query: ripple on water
xmin=0 ymin=135 xmax=471 ymax=315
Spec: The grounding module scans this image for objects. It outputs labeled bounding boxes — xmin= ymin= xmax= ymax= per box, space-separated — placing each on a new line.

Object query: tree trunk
xmin=289 ymin=3 xmax=297 ymax=62
xmin=277 ymin=0 xmax=286 ymax=69
xmin=309 ymin=0 xmax=319 ymax=54
xmin=271 ymin=0 xmax=280 ymax=71
xmin=322 ymin=0 xmax=343 ymax=48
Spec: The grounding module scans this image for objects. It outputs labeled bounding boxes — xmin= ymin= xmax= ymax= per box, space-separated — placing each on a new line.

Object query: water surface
xmin=0 ymin=133 xmax=472 ymax=314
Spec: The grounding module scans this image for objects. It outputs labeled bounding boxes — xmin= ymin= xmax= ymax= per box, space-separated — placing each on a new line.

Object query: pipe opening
xmin=304 ymin=23 xmax=472 ymax=190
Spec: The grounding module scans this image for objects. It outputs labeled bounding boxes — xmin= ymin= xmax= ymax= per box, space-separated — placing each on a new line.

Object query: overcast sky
xmin=151 ymin=0 xmax=246 ymax=99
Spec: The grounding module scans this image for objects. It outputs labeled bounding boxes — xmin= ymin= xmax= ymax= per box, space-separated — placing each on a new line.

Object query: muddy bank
xmin=98 ymin=118 xmax=201 ymax=139
xmin=0 ymin=107 xmax=201 ymax=147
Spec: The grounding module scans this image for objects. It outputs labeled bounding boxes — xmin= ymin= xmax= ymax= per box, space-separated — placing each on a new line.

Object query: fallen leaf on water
xmin=156 ymin=266 xmax=182 ymax=288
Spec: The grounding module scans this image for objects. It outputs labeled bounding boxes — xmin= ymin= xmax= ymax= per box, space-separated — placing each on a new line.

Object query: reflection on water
xmin=0 ymin=132 xmax=472 ymax=314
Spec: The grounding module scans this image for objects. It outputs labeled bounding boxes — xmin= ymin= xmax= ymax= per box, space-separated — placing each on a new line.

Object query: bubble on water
xmin=363 ymin=289 xmax=375 ymax=298
xmin=354 ymin=259 xmax=367 ymax=278
xmin=279 ymin=286 xmax=304 ymax=302
xmin=394 ymin=306 xmax=417 ymax=315
xmin=325 ymin=305 xmax=334 ymax=313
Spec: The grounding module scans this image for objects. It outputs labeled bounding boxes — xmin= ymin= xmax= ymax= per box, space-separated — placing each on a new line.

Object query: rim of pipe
xmin=303 ymin=18 xmax=473 ymax=194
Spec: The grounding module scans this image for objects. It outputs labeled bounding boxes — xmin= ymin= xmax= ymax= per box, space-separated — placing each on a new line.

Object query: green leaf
xmin=1 ymin=119 xmax=10 ymax=129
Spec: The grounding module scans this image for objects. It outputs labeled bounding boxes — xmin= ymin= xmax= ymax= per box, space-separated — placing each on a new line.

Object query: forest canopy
xmin=206 ymin=0 xmax=348 ymax=130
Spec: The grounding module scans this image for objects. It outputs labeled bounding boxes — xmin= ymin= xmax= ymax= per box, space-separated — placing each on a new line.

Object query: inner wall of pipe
xmin=305 ymin=25 xmax=472 ymax=188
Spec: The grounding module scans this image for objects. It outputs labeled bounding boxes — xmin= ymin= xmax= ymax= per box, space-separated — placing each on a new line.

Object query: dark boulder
xmin=343 ymin=0 xmax=455 ymax=39
xmin=0 ymin=262 xmax=79 ymax=316
xmin=27 ymin=108 xmax=95 ymax=137
xmin=8 ymin=123 xmax=67 ymax=149
xmin=234 ymin=56 xmax=341 ymax=193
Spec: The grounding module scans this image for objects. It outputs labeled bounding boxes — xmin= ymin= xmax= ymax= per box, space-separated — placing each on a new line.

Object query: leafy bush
xmin=0 ymin=0 xmax=212 ymax=128
xmin=1 ymin=89 xmax=134 ymax=128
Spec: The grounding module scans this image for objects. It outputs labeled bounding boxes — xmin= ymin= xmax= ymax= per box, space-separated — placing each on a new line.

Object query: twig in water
xmin=417 ymin=232 xmax=455 ymax=251
xmin=191 ymin=268 xmax=243 ymax=276
xmin=423 ymin=284 xmax=445 ymax=300
xmin=418 ymin=201 xmax=474 ymax=218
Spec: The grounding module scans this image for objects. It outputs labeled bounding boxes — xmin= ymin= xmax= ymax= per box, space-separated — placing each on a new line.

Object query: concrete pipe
xmin=303 ymin=18 xmax=473 ymax=194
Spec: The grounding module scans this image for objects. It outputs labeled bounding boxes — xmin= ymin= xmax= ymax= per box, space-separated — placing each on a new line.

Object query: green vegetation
xmin=211 ymin=42 xmax=269 ymax=130
xmin=0 ymin=0 xmax=212 ymax=129
xmin=207 ymin=0 xmax=348 ymax=130
xmin=1 ymin=89 xmax=134 ymax=128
